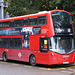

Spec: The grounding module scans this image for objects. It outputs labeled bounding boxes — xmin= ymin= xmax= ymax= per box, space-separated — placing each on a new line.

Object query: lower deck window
xmin=0 ymin=38 xmax=21 ymax=49
xmin=49 ymin=37 xmax=74 ymax=54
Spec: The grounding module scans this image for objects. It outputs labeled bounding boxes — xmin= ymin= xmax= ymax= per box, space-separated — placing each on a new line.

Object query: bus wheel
xmin=3 ymin=53 xmax=7 ymax=62
xmin=30 ymin=55 xmax=36 ymax=66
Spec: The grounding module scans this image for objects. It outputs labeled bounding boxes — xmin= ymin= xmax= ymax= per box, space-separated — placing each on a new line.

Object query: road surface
xmin=0 ymin=60 xmax=75 ymax=75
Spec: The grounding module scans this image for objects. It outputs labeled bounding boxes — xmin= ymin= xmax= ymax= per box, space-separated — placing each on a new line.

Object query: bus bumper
xmin=48 ymin=51 xmax=75 ymax=65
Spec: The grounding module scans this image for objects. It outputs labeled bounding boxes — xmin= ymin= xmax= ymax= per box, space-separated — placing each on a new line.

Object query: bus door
xmin=40 ymin=38 xmax=48 ymax=52
xmin=37 ymin=38 xmax=49 ymax=64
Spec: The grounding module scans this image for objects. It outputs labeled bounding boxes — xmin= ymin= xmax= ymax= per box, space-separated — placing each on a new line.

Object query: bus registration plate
xmin=63 ymin=62 xmax=69 ymax=64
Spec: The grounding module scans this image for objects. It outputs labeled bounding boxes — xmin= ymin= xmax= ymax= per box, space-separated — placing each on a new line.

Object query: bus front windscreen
xmin=49 ymin=37 xmax=74 ymax=54
xmin=51 ymin=12 xmax=73 ymax=35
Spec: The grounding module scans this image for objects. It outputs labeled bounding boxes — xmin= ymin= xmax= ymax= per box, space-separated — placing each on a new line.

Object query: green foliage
xmin=5 ymin=0 xmax=29 ymax=16
xmin=5 ymin=0 xmax=43 ymax=17
xmin=5 ymin=0 xmax=75 ymax=17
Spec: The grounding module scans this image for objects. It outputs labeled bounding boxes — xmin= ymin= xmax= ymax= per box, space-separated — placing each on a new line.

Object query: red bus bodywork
xmin=0 ymin=10 xmax=74 ymax=65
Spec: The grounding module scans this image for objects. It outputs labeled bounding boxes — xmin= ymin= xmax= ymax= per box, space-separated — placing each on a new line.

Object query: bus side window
xmin=23 ymin=19 xmax=29 ymax=26
xmin=10 ymin=21 xmax=14 ymax=27
xmin=40 ymin=38 xmax=48 ymax=52
xmin=14 ymin=38 xmax=21 ymax=49
xmin=9 ymin=38 xmax=14 ymax=49
xmin=2 ymin=39 xmax=9 ymax=48
xmin=0 ymin=39 xmax=2 ymax=48
xmin=14 ymin=20 xmax=23 ymax=27
xmin=0 ymin=22 xmax=3 ymax=28
xmin=38 ymin=16 xmax=47 ymax=25
xmin=0 ymin=38 xmax=9 ymax=48
xmin=2 ymin=21 xmax=10 ymax=28
xmin=1 ymin=39 xmax=4 ymax=48
xmin=29 ymin=18 xmax=37 ymax=26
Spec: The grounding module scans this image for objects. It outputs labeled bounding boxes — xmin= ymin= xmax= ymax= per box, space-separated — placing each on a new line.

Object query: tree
xmin=5 ymin=0 xmax=43 ymax=17
xmin=5 ymin=0 xmax=75 ymax=17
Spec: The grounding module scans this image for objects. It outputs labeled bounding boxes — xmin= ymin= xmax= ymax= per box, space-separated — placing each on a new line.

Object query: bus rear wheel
xmin=30 ymin=55 xmax=36 ymax=66
xmin=3 ymin=53 xmax=7 ymax=62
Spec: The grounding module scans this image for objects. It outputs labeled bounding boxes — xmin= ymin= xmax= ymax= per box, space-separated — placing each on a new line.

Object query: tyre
xmin=30 ymin=55 xmax=36 ymax=66
xmin=3 ymin=53 xmax=7 ymax=62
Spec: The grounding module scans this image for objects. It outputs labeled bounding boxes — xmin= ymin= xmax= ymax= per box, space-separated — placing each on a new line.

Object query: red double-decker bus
xmin=0 ymin=10 xmax=74 ymax=66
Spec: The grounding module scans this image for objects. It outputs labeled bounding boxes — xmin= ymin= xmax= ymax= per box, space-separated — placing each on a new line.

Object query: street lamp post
xmin=0 ymin=0 xmax=4 ymax=19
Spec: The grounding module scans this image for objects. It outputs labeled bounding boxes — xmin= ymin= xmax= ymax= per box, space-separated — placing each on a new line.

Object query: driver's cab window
xmin=40 ymin=38 xmax=48 ymax=52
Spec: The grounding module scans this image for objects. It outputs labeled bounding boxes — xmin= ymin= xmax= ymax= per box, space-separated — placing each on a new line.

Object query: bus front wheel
xmin=3 ymin=53 xmax=7 ymax=62
xmin=30 ymin=55 xmax=36 ymax=66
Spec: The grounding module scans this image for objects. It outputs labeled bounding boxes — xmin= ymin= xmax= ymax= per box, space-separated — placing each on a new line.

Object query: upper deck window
xmin=52 ymin=12 xmax=72 ymax=28
xmin=0 ymin=22 xmax=3 ymax=28
xmin=51 ymin=12 xmax=73 ymax=35
xmin=23 ymin=19 xmax=29 ymax=26
xmin=38 ymin=16 xmax=47 ymax=25
xmin=10 ymin=21 xmax=14 ymax=27
xmin=29 ymin=17 xmax=37 ymax=26
xmin=0 ymin=21 xmax=10 ymax=28
xmin=14 ymin=20 xmax=23 ymax=27
xmin=23 ymin=16 xmax=47 ymax=26
xmin=0 ymin=16 xmax=47 ymax=28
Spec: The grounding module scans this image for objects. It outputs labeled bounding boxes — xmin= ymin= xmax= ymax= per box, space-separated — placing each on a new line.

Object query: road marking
xmin=39 ymin=66 xmax=75 ymax=71
xmin=1 ymin=62 xmax=7 ymax=64
xmin=67 ymin=67 xmax=72 ymax=69
xmin=73 ymin=71 xmax=75 ymax=72
xmin=51 ymin=68 xmax=61 ymax=70
xmin=39 ymin=65 xmax=75 ymax=71
xmin=48 ymin=68 xmax=52 ymax=70
xmin=39 ymin=68 xmax=61 ymax=71
xmin=24 ymin=65 xmax=32 ymax=68
xmin=71 ymin=66 xmax=75 ymax=68
xmin=67 ymin=66 xmax=75 ymax=69
xmin=58 ymin=68 xmax=66 ymax=70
